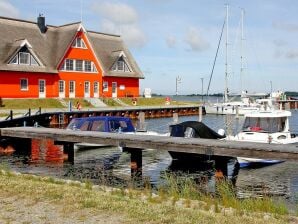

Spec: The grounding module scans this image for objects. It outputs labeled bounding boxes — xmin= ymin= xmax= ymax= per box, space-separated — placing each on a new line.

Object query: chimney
xmin=37 ymin=14 xmax=46 ymax=33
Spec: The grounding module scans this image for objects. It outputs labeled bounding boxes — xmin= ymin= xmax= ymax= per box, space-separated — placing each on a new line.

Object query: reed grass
xmin=157 ymin=173 xmax=290 ymax=216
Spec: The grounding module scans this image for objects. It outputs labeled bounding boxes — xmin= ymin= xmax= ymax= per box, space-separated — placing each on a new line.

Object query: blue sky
xmin=1 ymin=0 xmax=298 ymax=95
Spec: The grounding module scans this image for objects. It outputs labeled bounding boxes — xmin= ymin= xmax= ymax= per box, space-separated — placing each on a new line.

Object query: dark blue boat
xmin=67 ymin=116 xmax=135 ymax=133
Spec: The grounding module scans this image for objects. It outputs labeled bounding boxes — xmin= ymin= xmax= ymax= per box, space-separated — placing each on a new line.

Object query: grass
xmin=0 ymin=170 xmax=295 ymax=223
xmin=0 ymin=98 xmax=64 ymax=109
xmin=118 ymin=97 xmax=196 ymax=106
xmin=67 ymin=98 xmax=94 ymax=108
xmin=0 ymin=97 xmax=195 ymax=109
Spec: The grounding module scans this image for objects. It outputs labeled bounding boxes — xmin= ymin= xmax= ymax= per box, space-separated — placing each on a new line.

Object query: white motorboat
xmin=226 ymin=109 xmax=298 ymax=167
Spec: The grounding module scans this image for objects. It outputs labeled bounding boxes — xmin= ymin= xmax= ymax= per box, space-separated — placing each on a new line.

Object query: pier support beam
xmin=63 ymin=142 xmax=74 ymax=164
xmin=123 ymin=147 xmax=143 ymax=178
xmin=213 ymin=156 xmax=232 ymax=177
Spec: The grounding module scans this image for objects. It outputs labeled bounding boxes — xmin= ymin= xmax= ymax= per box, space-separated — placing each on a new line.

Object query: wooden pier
xmin=1 ymin=126 xmax=298 ymax=177
xmin=1 ymin=127 xmax=298 ymax=161
xmin=0 ymin=105 xmax=203 ymax=128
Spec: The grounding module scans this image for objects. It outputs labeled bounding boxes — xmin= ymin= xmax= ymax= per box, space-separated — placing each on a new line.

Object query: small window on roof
xmin=111 ymin=56 xmax=131 ymax=72
xmin=72 ymin=37 xmax=86 ymax=48
xmin=8 ymin=47 xmax=40 ymax=66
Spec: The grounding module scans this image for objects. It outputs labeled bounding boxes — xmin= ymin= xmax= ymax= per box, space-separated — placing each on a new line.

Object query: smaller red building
xmin=0 ymin=15 xmax=144 ymax=98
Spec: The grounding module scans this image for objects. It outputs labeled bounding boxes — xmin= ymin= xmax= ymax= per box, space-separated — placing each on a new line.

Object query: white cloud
xmin=92 ymin=2 xmax=138 ymax=25
xmin=92 ymin=2 xmax=146 ymax=48
xmin=185 ymin=27 xmax=209 ymax=52
xmin=166 ymin=35 xmax=176 ymax=48
xmin=0 ymin=0 xmax=19 ymax=18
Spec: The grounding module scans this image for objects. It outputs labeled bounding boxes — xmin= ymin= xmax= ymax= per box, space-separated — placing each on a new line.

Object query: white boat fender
xmin=218 ymin=129 xmax=225 ymax=136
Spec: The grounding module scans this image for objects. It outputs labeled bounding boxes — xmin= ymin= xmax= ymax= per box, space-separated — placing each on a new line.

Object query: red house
xmin=0 ymin=15 xmax=144 ymax=99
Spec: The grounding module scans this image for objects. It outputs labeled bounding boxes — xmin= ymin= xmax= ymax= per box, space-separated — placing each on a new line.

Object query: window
xmin=103 ymin=82 xmax=108 ymax=92
xmin=117 ymin=61 xmax=124 ymax=71
xmin=90 ymin=120 xmax=105 ymax=132
xmin=84 ymin=81 xmax=90 ymax=94
xmin=65 ymin=59 xmax=74 ymax=70
xmin=20 ymin=79 xmax=28 ymax=91
xmin=94 ymin=82 xmax=99 ymax=94
xmin=92 ymin=63 xmax=97 ymax=72
xmin=69 ymin=81 xmax=75 ymax=93
xmin=30 ymin=55 xmax=38 ymax=66
xmin=19 ymin=52 xmax=30 ymax=64
xmin=111 ymin=57 xmax=131 ymax=72
xmin=58 ymin=80 xmax=65 ymax=93
xmin=85 ymin=61 xmax=91 ymax=72
xmin=11 ymin=55 xmax=18 ymax=64
xmin=59 ymin=59 xmax=97 ymax=72
xmin=76 ymin=60 xmax=83 ymax=71
xmin=72 ymin=37 xmax=86 ymax=48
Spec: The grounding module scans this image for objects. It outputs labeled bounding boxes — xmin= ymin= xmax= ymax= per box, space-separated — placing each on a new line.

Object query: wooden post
xmin=173 ymin=113 xmax=179 ymax=124
xmin=137 ymin=112 xmax=146 ymax=131
xmin=214 ymin=156 xmax=231 ymax=178
xmin=198 ymin=106 xmax=203 ymax=122
xmin=63 ymin=143 xmax=74 ymax=164
xmin=235 ymin=105 xmax=239 ymax=119
xmin=123 ymin=147 xmax=142 ymax=178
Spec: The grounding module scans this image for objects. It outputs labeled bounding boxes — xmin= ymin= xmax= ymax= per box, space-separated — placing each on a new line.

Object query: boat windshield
xmin=242 ymin=117 xmax=287 ymax=133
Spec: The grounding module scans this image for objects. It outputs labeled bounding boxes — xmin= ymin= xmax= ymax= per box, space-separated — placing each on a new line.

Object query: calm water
xmin=1 ymin=108 xmax=298 ymax=208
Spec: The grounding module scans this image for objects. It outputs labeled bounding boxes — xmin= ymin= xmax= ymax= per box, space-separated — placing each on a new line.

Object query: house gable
xmin=57 ymin=26 xmax=102 ymax=74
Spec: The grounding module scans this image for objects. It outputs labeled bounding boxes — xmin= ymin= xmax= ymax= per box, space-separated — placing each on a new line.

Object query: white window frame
xmin=103 ymin=81 xmax=108 ymax=92
xmin=72 ymin=37 xmax=87 ymax=49
xmin=59 ymin=59 xmax=97 ymax=73
xmin=65 ymin=59 xmax=74 ymax=71
xmin=19 ymin=52 xmax=30 ymax=65
xmin=75 ymin=60 xmax=83 ymax=71
xmin=69 ymin=81 xmax=75 ymax=93
xmin=58 ymin=80 xmax=65 ymax=93
xmin=20 ymin=78 xmax=28 ymax=91
xmin=111 ymin=58 xmax=131 ymax=72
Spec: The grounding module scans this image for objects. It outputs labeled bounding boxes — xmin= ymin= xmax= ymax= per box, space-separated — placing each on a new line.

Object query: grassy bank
xmin=118 ymin=97 xmax=196 ymax=106
xmin=0 ymin=98 xmax=93 ymax=109
xmin=0 ymin=97 xmax=196 ymax=109
xmin=0 ymin=170 xmax=295 ymax=224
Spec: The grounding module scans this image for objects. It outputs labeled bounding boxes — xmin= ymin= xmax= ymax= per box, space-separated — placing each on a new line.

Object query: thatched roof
xmin=0 ymin=16 xmax=143 ymax=78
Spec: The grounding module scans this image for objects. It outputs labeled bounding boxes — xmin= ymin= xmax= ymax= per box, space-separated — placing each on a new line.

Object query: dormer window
xmin=72 ymin=37 xmax=86 ymax=48
xmin=111 ymin=56 xmax=131 ymax=72
xmin=9 ymin=46 xmax=40 ymax=66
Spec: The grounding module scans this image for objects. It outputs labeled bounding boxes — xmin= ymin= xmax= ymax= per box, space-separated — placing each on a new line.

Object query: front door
xmin=69 ymin=81 xmax=75 ymax=98
xmin=58 ymin=80 xmax=65 ymax=98
xmin=38 ymin=79 xmax=46 ymax=98
xmin=93 ymin=82 xmax=99 ymax=98
xmin=84 ymin=81 xmax=90 ymax=98
xmin=112 ymin=82 xmax=117 ymax=98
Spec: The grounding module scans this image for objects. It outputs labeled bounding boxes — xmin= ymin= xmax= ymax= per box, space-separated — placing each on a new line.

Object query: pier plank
xmin=1 ymin=127 xmax=298 ymax=161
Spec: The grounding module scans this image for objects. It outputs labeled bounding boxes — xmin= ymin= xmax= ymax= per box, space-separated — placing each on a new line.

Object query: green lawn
xmin=119 ymin=97 xmax=196 ymax=106
xmin=0 ymin=98 xmax=64 ymax=109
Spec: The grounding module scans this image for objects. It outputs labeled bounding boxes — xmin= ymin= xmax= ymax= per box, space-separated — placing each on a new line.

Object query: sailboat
xmin=205 ymin=6 xmax=266 ymax=115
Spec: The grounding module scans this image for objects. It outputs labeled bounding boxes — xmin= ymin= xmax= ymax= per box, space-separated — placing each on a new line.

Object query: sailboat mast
xmin=240 ymin=8 xmax=244 ymax=94
xmin=224 ymin=4 xmax=229 ymax=103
